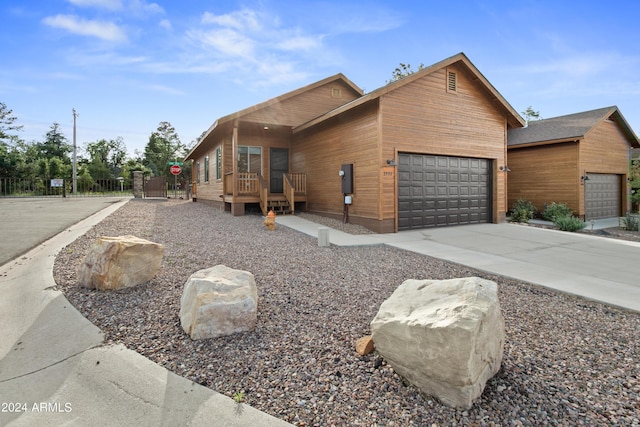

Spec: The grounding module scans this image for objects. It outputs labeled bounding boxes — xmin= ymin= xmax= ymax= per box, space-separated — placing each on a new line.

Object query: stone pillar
xmin=133 ymin=171 xmax=143 ymax=199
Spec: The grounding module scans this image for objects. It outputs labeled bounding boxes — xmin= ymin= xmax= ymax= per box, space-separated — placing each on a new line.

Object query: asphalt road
xmin=0 ymin=197 xmax=132 ymax=265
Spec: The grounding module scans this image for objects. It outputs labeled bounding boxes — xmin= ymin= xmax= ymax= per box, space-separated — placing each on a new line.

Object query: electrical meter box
xmin=344 ymin=195 xmax=352 ymax=204
xmin=341 ymin=164 xmax=353 ymax=194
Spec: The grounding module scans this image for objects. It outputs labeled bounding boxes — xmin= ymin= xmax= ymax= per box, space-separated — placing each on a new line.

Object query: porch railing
xmin=223 ymin=171 xmax=306 ymax=203
xmin=237 ymin=172 xmax=259 ymax=194
xmin=287 ymin=173 xmax=306 ymax=194
xmin=224 ymin=172 xmax=233 ymax=195
xmin=225 ymin=172 xmax=260 ymax=195
xmin=283 ymin=174 xmax=295 ymax=215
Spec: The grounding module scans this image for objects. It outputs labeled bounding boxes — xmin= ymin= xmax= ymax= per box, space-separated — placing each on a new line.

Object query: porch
xmin=223 ymin=172 xmax=307 ymax=215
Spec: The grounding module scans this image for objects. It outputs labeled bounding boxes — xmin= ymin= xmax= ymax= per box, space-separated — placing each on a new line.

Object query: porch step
xmin=267 ymin=199 xmax=292 ymax=214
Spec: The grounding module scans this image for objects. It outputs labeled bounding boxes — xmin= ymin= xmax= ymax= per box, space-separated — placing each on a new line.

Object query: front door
xmin=270 ymin=148 xmax=289 ymax=193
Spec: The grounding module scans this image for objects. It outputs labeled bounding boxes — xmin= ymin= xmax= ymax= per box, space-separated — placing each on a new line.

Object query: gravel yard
xmin=55 ymin=199 xmax=640 ymax=426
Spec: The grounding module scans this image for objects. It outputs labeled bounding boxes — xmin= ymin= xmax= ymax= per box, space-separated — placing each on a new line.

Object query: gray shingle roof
xmin=507 ymin=106 xmax=638 ymax=147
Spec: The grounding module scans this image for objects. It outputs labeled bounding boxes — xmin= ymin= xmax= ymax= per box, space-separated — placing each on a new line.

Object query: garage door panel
xmin=585 ymin=174 xmax=620 ymax=220
xmin=398 ymin=153 xmax=492 ymax=230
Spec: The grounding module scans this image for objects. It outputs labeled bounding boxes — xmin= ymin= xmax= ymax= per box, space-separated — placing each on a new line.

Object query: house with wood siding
xmin=507 ymin=106 xmax=640 ymax=221
xmin=185 ymin=52 xmax=524 ymax=232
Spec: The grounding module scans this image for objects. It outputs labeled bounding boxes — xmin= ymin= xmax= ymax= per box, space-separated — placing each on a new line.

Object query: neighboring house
xmin=507 ymin=106 xmax=640 ymax=220
xmin=185 ymin=52 xmax=524 ymax=232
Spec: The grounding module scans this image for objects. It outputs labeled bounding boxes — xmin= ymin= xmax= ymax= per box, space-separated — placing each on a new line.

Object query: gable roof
xmin=508 ymin=106 xmax=640 ymax=148
xmin=294 ymin=52 xmax=525 ymax=133
xmin=185 ymin=73 xmax=363 ymax=160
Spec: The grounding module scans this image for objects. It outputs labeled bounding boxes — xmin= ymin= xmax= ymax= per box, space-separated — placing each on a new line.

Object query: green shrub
xmin=542 ymin=202 xmax=573 ymax=222
xmin=510 ymin=199 xmax=536 ymax=223
xmin=622 ymin=213 xmax=640 ymax=231
xmin=553 ymin=215 xmax=586 ymax=232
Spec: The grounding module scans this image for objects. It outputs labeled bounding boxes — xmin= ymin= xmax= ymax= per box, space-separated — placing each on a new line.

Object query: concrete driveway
xmin=278 ymin=217 xmax=640 ymax=313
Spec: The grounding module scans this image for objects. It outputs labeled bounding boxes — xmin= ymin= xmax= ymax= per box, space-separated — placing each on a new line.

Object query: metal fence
xmin=0 ymin=177 xmax=133 ymax=198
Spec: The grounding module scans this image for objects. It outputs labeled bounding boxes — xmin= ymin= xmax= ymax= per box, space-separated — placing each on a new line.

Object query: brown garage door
xmin=585 ymin=173 xmax=620 ymax=220
xmin=398 ymin=153 xmax=492 ymax=230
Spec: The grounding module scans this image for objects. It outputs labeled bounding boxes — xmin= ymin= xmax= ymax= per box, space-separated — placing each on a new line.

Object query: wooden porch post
xmin=232 ymin=122 xmax=238 ymax=197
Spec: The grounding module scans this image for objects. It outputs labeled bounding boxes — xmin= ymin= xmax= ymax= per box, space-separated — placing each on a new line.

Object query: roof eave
xmin=508 ymin=137 xmax=582 ymax=149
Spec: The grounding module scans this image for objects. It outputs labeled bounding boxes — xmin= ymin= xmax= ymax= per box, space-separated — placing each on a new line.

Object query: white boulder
xmin=370 ymin=277 xmax=505 ymax=409
xmin=77 ymin=235 xmax=164 ymax=290
xmin=180 ymin=265 xmax=258 ymax=340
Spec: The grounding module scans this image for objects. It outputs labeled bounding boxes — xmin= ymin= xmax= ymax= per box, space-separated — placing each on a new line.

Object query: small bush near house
xmin=554 ymin=215 xmax=587 ymax=232
xmin=542 ymin=202 xmax=573 ymax=222
xmin=510 ymin=199 xmax=537 ymax=223
xmin=622 ymin=213 xmax=640 ymax=231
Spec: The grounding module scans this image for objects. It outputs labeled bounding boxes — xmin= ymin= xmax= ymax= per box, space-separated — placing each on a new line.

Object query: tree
xmin=143 ymin=121 xmax=185 ymax=178
xmin=386 ymin=63 xmax=425 ymax=84
xmin=0 ymin=101 xmax=23 ymax=141
xmin=521 ymin=106 xmax=541 ymax=125
xmin=39 ymin=122 xmax=71 ymax=162
xmin=0 ymin=102 xmax=25 ymax=178
xmin=630 ymin=156 xmax=640 ymax=212
xmin=85 ymin=137 xmax=127 ymax=179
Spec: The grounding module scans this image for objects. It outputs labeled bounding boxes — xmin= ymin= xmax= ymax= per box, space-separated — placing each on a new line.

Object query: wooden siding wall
xmin=192 ymin=137 xmax=227 ymax=202
xmin=507 ymin=142 xmax=579 ymax=214
xmin=242 ymin=81 xmax=360 ymax=127
xmin=291 ymin=102 xmax=380 ymax=219
xmin=579 ymin=119 xmax=631 ymax=214
xmin=380 ymin=63 xmax=509 ymax=223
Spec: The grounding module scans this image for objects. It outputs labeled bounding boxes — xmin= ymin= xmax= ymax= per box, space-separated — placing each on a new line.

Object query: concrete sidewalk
xmin=277 ymin=216 xmax=640 ymax=313
xmin=0 ymin=199 xmax=291 ymax=427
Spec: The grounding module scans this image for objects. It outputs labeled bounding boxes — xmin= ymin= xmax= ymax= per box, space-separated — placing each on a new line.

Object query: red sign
xmin=170 ymin=165 xmax=181 ymax=175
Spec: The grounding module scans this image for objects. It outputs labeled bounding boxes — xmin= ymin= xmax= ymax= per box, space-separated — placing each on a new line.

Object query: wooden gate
xmin=144 ymin=176 xmax=167 ymax=198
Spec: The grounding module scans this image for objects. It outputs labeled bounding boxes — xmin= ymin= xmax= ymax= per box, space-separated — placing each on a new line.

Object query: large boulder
xmin=179 ymin=265 xmax=258 ymax=340
xmin=77 ymin=235 xmax=165 ymax=290
xmin=370 ymin=277 xmax=505 ymax=409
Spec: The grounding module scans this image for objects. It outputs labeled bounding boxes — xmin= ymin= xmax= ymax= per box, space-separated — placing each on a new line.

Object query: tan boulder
xmin=179 ymin=265 xmax=258 ymax=340
xmin=77 ymin=235 xmax=164 ymax=290
xmin=371 ymin=277 xmax=505 ymax=410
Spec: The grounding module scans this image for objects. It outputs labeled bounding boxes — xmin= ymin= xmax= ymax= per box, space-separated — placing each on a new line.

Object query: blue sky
xmin=2 ymin=0 xmax=639 ymax=157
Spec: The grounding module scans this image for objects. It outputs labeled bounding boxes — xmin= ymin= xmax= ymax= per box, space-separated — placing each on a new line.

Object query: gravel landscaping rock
xmin=54 ymin=199 xmax=640 ymax=426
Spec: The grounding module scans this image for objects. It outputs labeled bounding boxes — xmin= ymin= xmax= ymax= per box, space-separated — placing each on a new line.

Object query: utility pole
xmin=72 ymin=108 xmax=78 ymax=193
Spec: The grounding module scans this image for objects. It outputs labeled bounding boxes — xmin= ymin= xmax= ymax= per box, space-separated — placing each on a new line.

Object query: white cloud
xmin=43 ymin=14 xmax=127 ymax=42
xmin=66 ymin=50 xmax=147 ymax=67
xmin=201 ymin=9 xmax=262 ymax=31
xmin=159 ymin=19 xmax=172 ymax=30
xmin=277 ymin=35 xmax=323 ymax=51
xmin=128 ymin=0 xmax=164 ymax=16
xmin=189 ymin=28 xmax=256 ymax=59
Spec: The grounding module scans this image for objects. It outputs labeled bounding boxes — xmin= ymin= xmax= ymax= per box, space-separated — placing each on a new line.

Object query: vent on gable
xmin=332 ymin=88 xmax=342 ymax=98
xmin=447 ymin=71 xmax=457 ymax=93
